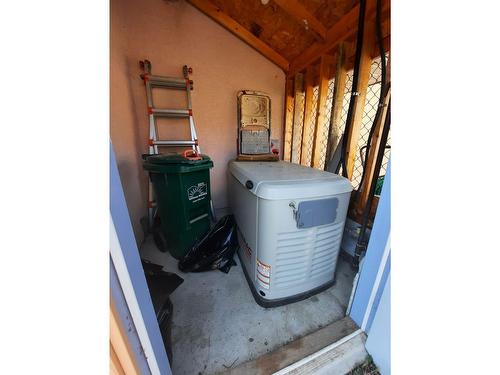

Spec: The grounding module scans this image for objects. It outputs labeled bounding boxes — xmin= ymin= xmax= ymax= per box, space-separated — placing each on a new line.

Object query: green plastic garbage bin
xmin=143 ymin=153 xmax=214 ymax=259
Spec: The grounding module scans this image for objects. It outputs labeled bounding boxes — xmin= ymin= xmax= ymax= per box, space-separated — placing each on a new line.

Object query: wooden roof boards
xmin=187 ymin=0 xmax=390 ymax=73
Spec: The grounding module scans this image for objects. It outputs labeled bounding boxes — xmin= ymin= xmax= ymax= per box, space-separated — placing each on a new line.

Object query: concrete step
xmin=273 ymin=330 xmax=367 ymax=375
xmin=222 ymin=316 xmax=364 ymax=375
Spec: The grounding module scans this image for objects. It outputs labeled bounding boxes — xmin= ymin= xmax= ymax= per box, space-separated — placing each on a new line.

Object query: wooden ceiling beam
xmin=272 ymin=0 xmax=327 ymax=41
xmin=288 ymin=0 xmax=390 ymax=76
xmin=187 ymin=0 xmax=290 ymax=71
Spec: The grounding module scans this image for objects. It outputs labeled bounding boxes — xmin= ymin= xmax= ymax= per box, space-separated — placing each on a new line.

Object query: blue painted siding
xmin=350 ymin=160 xmax=391 ymax=329
xmin=110 ymin=256 xmax=151 ymax=374
xmin=365 ymin=274 xmax=391 ymax=375
xmin=110 ymin=142 xmax=171 ymax=374
xmin=366 ymin=253 xmax=390 ymax=333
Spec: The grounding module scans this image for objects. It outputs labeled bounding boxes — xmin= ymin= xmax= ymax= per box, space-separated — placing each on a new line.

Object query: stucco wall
xmin=111 ymin=0 xmax=285 ymax=242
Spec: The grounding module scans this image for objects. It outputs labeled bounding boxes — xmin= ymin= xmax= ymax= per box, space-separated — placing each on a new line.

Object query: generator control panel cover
xmin=237 ymin=90 xmax=271 ymax=155
xmin=296 ymin=198 xmax=339 ymax=229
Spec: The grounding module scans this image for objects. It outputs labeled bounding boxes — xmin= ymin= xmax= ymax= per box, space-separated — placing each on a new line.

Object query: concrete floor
xmin=140 ymin=236 xmax=356 ymax=375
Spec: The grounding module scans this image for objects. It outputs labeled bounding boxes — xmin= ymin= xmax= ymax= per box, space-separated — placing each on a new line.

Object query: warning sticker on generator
xmin=256 ymin=259 xmax=271 ymax=290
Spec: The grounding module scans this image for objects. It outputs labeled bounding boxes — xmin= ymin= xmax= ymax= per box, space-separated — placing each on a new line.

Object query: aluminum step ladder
xmin=140 ymin=60 xmax=200 ymax=155
xmin=139 ymin=60 xmax=202 ymax=227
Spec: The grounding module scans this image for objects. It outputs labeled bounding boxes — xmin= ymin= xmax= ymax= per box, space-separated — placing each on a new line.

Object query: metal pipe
xmin=357 ymin=0 xmax=388 ymax=190
xmin=353 ymin=100 xmax=391 ymax=267
xmin=336 ymin=0 xmax=367 ymax=177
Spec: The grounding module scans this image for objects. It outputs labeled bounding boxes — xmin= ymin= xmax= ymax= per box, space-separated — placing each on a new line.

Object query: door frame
xmin=110 ymin=142 xmax=172 ymax=374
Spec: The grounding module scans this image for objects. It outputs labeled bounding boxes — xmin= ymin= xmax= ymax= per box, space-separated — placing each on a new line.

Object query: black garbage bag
xmin=142 ymin=259 xmax=184 ymax=298
xmin=141 ymin=259 xmax=184 ymax=363
xmin=152 ymin=216 xmax=168 ymax=253
xmin=178 ymin=214 xmax=239 ymax=273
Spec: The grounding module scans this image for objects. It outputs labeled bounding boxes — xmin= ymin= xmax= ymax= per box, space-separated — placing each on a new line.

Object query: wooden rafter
xmin=311 ymin=54 xmax=334 ymax=169
xmin=288 ymin=0 xmax=389 ymax=76
xmin=273 ymin=0 xmax=327 ymax=41
xmin=186 ymin=0 xmax=289 ymax=71
xmin=283 ymin=77 xmax=295 ymax=161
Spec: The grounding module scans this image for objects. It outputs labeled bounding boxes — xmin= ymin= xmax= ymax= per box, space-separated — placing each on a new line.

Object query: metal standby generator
xmin=228 ymin=161 xmax=352 ymax=307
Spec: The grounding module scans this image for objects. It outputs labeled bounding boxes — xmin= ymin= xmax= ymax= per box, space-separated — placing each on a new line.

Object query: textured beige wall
xmin=111 ymin=0 xmax=285 ymax=242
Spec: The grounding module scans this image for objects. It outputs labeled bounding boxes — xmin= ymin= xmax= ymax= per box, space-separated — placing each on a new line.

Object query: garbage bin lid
xmin=145 ymin=153 xmax=212 ymax=165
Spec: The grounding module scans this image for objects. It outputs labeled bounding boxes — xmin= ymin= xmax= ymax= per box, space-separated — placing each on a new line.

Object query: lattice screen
xmin=336 ymin=70 xmax=354 ymax=176
xmin=290 ymin=88 xmax=305 ymax=164
xmin=351 ymin=54 xmax=390 ymax=190
xmin=380 ymin=129 xmax=391 ymax=177
xmin=313 ymin=78 xmax=335 ymax=170
xmin=301 ymin=86 xmax=319 ymax=167
xmin=287 ymin=54 xmax=390 ymax=189
xmin=339 ymin=70 xmax=354 ymax=132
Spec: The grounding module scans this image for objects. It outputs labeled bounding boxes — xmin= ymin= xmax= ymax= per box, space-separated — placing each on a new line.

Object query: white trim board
xmin=110 ymin=216 xmax=161 ymax=375
xmin=361 ymin=232 xmax=391 ymax=331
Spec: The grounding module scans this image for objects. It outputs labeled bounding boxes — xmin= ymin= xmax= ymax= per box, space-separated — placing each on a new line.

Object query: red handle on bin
xmin=183 ymin=149 xmax=202 ymax=161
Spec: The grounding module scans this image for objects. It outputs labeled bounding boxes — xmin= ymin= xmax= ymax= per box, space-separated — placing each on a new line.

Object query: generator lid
xmin=229 ymin=161 xmax=352 ymax=200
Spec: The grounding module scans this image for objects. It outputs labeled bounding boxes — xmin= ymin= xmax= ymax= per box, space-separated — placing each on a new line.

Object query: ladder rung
xmin=145 ymin=75 xmax=193 ymax=90
xmin=152 ymin=108 xmax=190 ymax=118
xmin=153 ymin=140 xmax=197 ymax=146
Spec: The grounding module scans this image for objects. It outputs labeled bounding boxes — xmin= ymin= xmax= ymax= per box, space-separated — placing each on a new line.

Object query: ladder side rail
xmin=184 ymin=77 xmax=200 ymax=153
xmin=144 ymin=78 xmax=159 ymax=154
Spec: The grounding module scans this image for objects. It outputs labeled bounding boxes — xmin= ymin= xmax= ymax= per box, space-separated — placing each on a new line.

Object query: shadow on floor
xmin=140 ymin=236 xmax=356 ymax=375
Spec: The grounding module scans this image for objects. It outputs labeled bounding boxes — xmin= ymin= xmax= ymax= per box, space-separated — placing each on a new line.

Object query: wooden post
xmin=283 ymin=77 xmax=295 ymax=161
xmin=291 ymin=73 xmax=305 ymax=164
xmin=356 ymin=88 xmax=391 ymax=213
xmin=312 ymin=54 xmax=334 ymax=170
xmin=300 ymin=66 xmax=316 ymax=166
xmin=110 ymin=301 xmax=140 ymax=375
xmin=324 ymin=43 xmax=348 ymax=168
xmin=344 ymin=17 xmax=375 ymax=179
